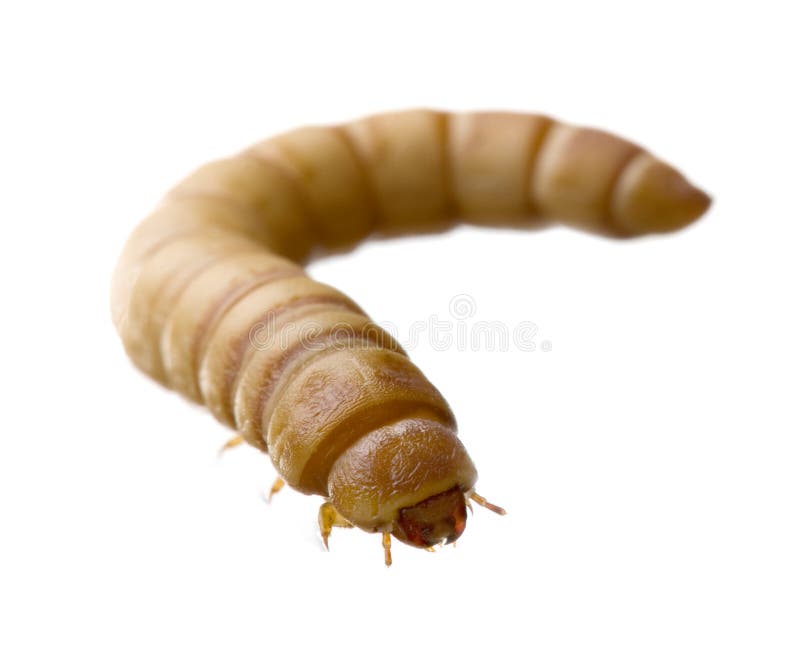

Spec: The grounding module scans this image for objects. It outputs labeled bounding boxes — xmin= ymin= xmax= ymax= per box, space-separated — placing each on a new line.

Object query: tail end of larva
xmin=613 ymin=154 xmax=712 ymax=235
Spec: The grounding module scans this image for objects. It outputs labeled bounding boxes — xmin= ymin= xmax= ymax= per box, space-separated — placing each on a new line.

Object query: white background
xmin=2 ymin=1 xmax=798 ymax=643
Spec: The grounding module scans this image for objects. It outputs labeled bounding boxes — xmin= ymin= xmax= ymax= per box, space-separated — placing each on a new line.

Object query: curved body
xmin=111 ymin=109 xmax=711 ymax=557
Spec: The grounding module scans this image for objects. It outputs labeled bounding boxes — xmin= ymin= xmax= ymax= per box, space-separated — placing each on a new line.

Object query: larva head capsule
xmin=392 ymin=486 xmax=468 ymax=547
xmin=326 ymin=417 xmax=480 ymax=548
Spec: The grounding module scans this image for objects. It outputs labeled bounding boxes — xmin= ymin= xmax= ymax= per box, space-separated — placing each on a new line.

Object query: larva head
xmin=391 ymin=486 xmax=468 ymax=547
xmin=327 ymin=418 xmax=478 ymax=548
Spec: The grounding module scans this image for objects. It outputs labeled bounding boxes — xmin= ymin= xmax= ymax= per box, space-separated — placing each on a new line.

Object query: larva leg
xmin=468 ymin=491 xmax=507 ymax=515
xmin=216 ymin=434 xmax=244 ymax=457
xmin=318 ymin=501 xmax=353 ymax=550
xmin=262 ymin=477 xmax=285 ymax=504
xmin=382 ymin=532 xmax=392 ymax=567
xmin=267 ymin=477 xmax=284 ymax=502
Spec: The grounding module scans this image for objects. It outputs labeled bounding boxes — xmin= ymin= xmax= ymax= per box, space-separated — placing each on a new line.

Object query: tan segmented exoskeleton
xmin=111 ymin=109 xmax=711 ymax=565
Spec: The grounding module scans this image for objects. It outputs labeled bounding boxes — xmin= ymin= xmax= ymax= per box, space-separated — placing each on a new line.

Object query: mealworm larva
xmin=111 ymin=109 xmax=711 ymax=564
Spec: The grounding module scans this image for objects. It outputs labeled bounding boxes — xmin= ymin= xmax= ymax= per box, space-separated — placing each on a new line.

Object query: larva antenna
xmin=468 ymin=491 xmax=507 ymax=516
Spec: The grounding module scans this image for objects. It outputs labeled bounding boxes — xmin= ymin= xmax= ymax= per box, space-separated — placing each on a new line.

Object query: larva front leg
xmin=317 ymin=501 xmax=354 ymax=550
xmin=111 ymin=109 xmax=711 ymax=565
xmin=383 ymin=532 xmax=393 ymax=567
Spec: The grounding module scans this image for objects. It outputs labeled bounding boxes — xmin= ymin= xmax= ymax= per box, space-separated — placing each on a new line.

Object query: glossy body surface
xmin=111 ymin=109 xmax=711 ymax=561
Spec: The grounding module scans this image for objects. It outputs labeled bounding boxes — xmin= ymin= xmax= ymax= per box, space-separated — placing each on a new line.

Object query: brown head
xmin=391 ymin=486 xmax=468 ymax=547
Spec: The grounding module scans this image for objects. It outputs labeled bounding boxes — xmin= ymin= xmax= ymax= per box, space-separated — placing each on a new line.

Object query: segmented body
xmin=111 ymin=109 xmax=710 ymax=555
